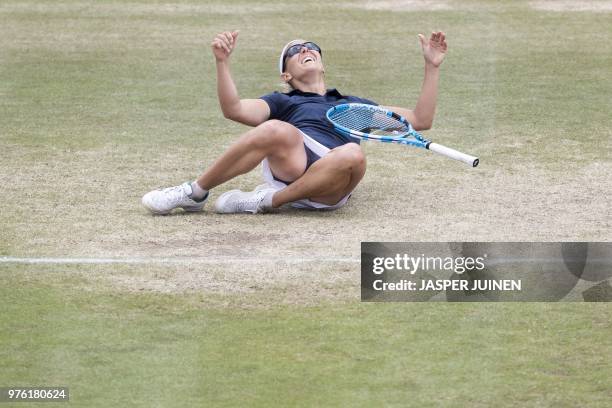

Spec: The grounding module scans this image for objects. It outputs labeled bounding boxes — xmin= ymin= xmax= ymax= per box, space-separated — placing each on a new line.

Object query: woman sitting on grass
xmin=142 ymin=30 xmax=447 ymax=214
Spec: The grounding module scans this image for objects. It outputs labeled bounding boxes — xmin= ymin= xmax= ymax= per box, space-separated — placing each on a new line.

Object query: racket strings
xmin=329 ymin=106 xmax=408 ymax=137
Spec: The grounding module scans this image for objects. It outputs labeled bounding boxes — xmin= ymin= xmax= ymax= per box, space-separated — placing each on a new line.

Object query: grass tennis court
xmin=1 ymin=0 xmax=611 ymax=406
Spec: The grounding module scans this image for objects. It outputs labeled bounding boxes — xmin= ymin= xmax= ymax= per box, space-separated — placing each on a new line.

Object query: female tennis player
xmin=142 ymin=30 xmax=447 ymax=214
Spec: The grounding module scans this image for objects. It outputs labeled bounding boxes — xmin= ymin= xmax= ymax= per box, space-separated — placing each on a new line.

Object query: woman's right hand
xmin=211 ymin=31 xmax=239 ymax=62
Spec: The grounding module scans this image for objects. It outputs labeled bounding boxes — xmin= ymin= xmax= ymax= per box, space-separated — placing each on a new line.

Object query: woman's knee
xmin=333 ymin=143 xmax=366 ymax=171
xmin=247 ymin=120 xmax=302 ymax=150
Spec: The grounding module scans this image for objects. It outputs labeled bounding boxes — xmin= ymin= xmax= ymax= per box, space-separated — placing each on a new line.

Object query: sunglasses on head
xmin=282 ymin=42 xmax=322 ymax=71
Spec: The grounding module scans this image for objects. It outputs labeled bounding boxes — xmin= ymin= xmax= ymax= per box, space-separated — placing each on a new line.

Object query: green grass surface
xmin=1 ymin=0 xmax=611 ymax=406
xmin=1 ymin=268 xmax=611 ymax=407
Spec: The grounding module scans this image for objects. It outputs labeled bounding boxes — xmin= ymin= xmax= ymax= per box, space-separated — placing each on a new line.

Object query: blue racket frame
xmin=326 ymin=103 xmax=431 ymax=149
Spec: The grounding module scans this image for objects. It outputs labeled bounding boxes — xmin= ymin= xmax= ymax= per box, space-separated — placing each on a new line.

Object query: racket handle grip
xmin=427 ymin=142 xmax=479 ymax=167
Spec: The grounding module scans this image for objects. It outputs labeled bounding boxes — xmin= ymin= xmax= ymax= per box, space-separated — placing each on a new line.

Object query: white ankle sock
xmin=260 ymin=190 xmax=275 ymax=211
xmin=190 ymin=181 xmax=208 ymax=200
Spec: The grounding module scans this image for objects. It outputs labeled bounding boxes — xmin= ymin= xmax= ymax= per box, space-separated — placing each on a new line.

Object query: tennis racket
xmin=326 ymin=103 xmax=479 ymax=167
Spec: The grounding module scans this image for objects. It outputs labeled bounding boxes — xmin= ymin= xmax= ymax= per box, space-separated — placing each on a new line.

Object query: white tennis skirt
xmin=261 ymin=130 xmax=352 ymax=210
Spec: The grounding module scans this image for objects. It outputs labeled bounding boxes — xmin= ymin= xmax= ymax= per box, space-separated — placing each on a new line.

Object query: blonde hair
xmin=279 ymin=80 xmax=294 ymax=92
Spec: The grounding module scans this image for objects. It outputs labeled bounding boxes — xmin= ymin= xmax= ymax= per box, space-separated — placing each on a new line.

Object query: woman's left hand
xmin=419 ymin=31 xmax=447 ymax=67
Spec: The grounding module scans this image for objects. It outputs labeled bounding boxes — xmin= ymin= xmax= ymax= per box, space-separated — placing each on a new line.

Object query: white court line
xmin=0 ymin=256 xmax=360 ymax=265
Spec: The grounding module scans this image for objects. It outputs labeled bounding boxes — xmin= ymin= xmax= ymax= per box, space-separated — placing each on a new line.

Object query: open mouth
xmin=302 ymin=55 xmax=315 ymax=64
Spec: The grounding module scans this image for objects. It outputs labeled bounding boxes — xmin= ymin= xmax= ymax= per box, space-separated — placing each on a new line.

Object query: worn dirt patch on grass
xmin=530 ymin=1 xmax=612 ymax=12
xmin=0 ymin=2 xmax=299 ymax=16
xmin=342 ymin=0 xmax=452 ymax=11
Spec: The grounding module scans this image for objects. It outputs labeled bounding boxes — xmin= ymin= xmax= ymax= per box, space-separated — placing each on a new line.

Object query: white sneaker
xmin=254 ymin=183 xmax=271 ymax=192
xmin=214 ymin=187 xmax=276 ymax=214
xmin=142 ymin=183 xmax=208 ymax=215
